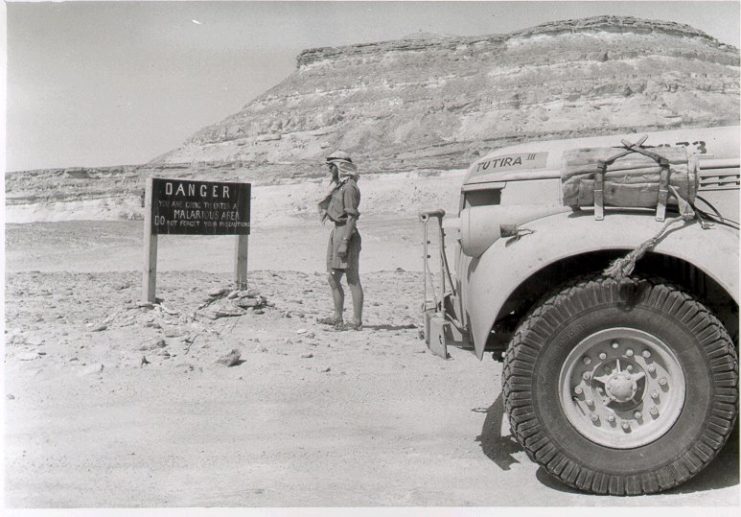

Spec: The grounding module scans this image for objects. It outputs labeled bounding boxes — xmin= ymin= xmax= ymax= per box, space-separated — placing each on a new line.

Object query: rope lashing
xmin=603 ymin=186 xmax=697 ymax=281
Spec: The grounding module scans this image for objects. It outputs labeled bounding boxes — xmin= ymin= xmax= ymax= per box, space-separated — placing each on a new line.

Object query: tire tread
xmin=502 ymin=275 xmax=738 ymax=495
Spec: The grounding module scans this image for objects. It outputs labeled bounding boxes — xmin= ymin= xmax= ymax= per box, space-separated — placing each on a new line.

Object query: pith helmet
xmin=326 ymin=150 xmax=353 ymax=164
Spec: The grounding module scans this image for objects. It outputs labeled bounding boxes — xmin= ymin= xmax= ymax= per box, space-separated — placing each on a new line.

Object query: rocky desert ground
xmin=4 ymin=170 xmax=739 ymax=507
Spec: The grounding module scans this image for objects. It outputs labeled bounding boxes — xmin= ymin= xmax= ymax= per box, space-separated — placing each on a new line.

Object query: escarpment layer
xmin=154 ymin=15 xmax=739 ymax=176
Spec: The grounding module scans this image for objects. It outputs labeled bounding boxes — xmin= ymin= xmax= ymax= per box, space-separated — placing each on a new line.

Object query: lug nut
xmin=583 ymin=372 xmax=592 ymax=381
xmin=642 ymin=350 xmax=651 ymax=358
xmin=591 ymin=415 xmax=599 ymax=424
xmin=586 ymin=398 xmax=594 ymax=407
xmin=648 ymin=365 xmax=656 ymax=374
xmin=659 ymin=378 xmax=668 ymax=387
xmin=634 ymin=411 xmax=642 ymax=419
xmin=611 ymin=341 xmax=619 ymax=349
xmin=574 ymin=386 xmax=583 ymax=395
xmin=599 ymin=352 xmax=607 ymax=360
xmin=622 ymin=421 xmax=631 ymax=430
xmin=626 ymin=365 xmax=633 ymax=371
xmin=650 ymin=407 xmax=659 ymax=417
xmin=651 ymin=391 xmax=659 ymax=400
xmin=583 ymin=356 xmax=592 ymax=365
xmin=626 ymin=349 xmax=634 ymax=357
xmin=607 ymin=415 xmax=616 ymax=423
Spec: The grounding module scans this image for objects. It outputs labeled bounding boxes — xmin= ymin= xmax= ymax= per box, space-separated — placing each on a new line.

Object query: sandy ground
xmin=3 ymin=215 xmax=739 ymax=507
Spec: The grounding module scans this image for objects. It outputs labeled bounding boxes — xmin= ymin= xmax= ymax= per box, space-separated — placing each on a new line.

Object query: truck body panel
xmin=461 ymin=211 xmax=739 ymax=358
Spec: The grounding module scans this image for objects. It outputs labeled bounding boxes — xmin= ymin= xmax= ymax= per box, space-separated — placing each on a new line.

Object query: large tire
xmin=502 ymin=276 xmax=738 ymax=495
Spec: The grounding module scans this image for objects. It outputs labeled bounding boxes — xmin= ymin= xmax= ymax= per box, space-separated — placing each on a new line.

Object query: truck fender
xmin=465 ymin=211 xmax=739 ymax=359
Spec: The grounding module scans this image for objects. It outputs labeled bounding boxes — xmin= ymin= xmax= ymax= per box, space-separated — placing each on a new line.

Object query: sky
xmin=4 ymin=1 xmax=741 ymax=172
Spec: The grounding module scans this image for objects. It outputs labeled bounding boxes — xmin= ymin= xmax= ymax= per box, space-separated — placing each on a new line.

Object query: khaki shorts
xmin=326 ymin=226 xmax=361 ymax=282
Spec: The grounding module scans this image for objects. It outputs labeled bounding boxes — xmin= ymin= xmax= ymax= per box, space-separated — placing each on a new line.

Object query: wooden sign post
xmin=142 ymin=177 xmax=252 ymax=303
xmin=142 ymin=178 xmax=158 ymax=302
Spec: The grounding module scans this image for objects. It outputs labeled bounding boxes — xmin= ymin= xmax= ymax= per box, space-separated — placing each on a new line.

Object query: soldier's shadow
xmin=475 ymin=393 xmax=525 ymax=471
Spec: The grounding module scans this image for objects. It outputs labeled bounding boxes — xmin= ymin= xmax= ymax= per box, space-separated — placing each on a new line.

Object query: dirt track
xmin=4 ymin=216 xmax=739 ymax=507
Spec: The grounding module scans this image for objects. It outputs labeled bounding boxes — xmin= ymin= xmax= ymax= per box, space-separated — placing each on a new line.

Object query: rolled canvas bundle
xmin=561 ymin=145 xmax=697 ymax=221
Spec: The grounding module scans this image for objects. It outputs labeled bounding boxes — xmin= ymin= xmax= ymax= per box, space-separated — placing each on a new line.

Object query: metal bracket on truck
xmin=419 ymin=209 xmax=469 ymax=358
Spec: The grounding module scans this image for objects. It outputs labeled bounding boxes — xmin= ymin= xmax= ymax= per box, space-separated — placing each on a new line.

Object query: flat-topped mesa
xmin=297 ymin=15 xmax=731 ymax=68
xmin=512 ymin=15 xmax=726 ymax=42
xmin=152 ymin=14 xmax=738 ymax=178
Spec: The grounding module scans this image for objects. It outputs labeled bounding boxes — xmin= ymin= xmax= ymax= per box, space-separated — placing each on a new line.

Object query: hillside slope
xmin=156 ymin=15 xmax=739 ymax=174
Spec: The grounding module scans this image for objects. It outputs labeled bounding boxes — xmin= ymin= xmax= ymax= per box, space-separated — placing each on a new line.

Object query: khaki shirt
xmin=326 ymin=178 xmax=360 ymax=224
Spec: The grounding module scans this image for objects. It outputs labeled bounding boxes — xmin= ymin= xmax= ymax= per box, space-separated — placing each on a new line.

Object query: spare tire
xmin=502 ymin=276 xmax=738 ymax=495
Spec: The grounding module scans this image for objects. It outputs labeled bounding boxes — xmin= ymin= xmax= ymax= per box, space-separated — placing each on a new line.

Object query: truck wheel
xmin=502 ymin=276 xmax=738 ymax=495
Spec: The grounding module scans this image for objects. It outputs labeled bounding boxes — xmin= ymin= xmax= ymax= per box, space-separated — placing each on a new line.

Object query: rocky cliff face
xmin=156 ymin=15 xmax=739 ymax=175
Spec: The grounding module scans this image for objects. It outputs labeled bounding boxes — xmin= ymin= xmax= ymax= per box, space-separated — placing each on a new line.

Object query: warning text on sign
xmin=151 ymin=178 xmax=251 ymax=235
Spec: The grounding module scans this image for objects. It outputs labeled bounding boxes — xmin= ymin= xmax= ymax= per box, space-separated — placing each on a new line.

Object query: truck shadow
xmin=478 ymin=395 xmax=739 ymax=495
xmin=534 ymin=425 xmax=740 ymax=495
xmin=475 ymin=394 xmax=525 ymax=471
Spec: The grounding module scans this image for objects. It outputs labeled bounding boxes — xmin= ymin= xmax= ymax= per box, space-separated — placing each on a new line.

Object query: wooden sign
xmin=142 ymin=177 xmax=252 ymax=302
xmin=151 ymin=178 xmax=251 ymax=235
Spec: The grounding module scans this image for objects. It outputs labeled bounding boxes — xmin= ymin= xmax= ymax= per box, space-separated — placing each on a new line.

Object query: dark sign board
xmin=151 ymin=178 xmax=251 ymax=235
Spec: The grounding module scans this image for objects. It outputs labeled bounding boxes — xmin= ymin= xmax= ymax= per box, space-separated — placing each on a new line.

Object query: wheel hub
xmin=605 ymin=373 xmax=637 ymax=402
xmin=559 ymin=327 xmax=686 ymax=449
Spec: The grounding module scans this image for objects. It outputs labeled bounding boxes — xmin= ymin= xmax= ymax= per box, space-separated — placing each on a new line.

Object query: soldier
xmin=317 ymin=151 xmax=364 ymax=330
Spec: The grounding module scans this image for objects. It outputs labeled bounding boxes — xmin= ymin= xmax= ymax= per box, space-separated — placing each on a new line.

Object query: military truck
xmin=420 ymin=126 xmax=739 ymax=495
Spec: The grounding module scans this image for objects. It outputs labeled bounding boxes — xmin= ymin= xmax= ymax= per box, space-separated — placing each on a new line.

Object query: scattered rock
xmin=321 ymin=367 xmax=331 ymax=373
xmin=157 ymin=304 xmax=178 ymax=316
xmin=217 ymin=349 xmax=242 ymax=367
xmin=254 ymin=345 xmax=268 ymax=353
xmin=18 ymin=352 xmax=39 ymax=361
xmin=137 ymin=302 xmax=154 ymax=310
xmin=213 ymin=308 xmax=244 ymax=318
xmin=9 ymin=334 xmax=26 ymax=345
xmin=140 ymin=339 xmax=167 ymax=351
xmin=7 ymin=394 xmax=15 ymax=400
xmin=208 ymin=287 xmax=230 ymax=298
xmin=296 ymin=328 xmax=309 ymax=334
xmin=141 ymin=356 xmax=150 ymax=366
xmin=235 ymin=297 xmax=261 ymax=308
xmin=301 ymin=353 xmax=314 ymax=359
xmin=254 ymin=309 xmax=265 ymax=315
xmin=91 ymin=324 xmax=108 ymax=332
xmin=26 ymin=335 xmax=44 ymax=346
xmin=78 ymin=363 xmax=104 ymax=376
